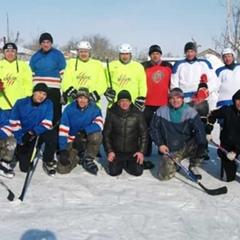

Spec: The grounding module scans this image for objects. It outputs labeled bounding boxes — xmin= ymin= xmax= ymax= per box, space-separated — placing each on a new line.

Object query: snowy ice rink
xmin=0 ymin=98 xmax=240 ymax=240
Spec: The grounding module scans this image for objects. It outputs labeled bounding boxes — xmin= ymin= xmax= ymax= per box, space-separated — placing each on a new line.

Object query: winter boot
xmin=0 ymin=160 xmax=15 ymax=179
xmin=43 ymin=160 xmax=57 ymax=177
xmin=188 ymin=164 xmax=202 ymax=180
xmin=83 ymin=157 xmax=98 ymax=175
xmin=77 ymin=151 xmax=85 ymax=165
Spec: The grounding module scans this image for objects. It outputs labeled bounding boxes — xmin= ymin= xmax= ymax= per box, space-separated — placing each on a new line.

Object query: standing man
xmin=103 ymin=90 xmax=148 ymax=177
xmin=216 ymin=48 xmax=240 ymax=108
xmin=61 ymin=41 xmax=107 ymax=107
xmin=142 ymin=45 xmax=172 ymax=157
xmin=57 ymin=87 xmax=103 ymax=175
xmin=10 ymin=83 xmax=57 ymax=176
xmin=150 ymin=88 xmax=207 ymax=180
xmin=29 ymin=32 xmax=66 ymax=127
xmin=0 ymin=42 xmax=33 ymax=116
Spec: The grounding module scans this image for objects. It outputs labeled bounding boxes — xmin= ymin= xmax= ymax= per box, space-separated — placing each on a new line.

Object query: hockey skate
xmin=0 ymin=161 xmax=15 ymax=179
xmin=42 ymin=160 xmax=57 ymax=177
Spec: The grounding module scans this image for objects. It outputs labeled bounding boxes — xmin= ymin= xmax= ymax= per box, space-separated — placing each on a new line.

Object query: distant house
xmin=198 ymin=48 xmax=221 ymax=59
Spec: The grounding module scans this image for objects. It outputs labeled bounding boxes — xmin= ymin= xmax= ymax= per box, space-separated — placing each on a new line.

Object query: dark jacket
xmin=103 ymin=103 xmax=148 ymax=154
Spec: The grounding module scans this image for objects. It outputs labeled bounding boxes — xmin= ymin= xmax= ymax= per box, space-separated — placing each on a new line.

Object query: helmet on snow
xmin=119 ymin=43 xmax=132 ymax=54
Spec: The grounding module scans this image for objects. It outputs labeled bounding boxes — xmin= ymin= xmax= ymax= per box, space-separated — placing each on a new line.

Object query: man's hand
xmin=159 ymin=145 xmax=169 ymax=154
xmin=133 ymin=152 xmax=144 ymax=165
xmin=227 ymin=151 xmax=237 ymax=161
xmin=107 ymin=152 xmax=115 ymax=162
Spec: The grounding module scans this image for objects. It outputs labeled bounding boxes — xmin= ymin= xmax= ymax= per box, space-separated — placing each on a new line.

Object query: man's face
xmin=169 ymin=96 xmax=184 ymax=109
xmin=41 ymin=40 xmax=52 ymax=52
xmin=119 ymin=53 xmax=131 ymax=63
xmin=118 ymin=99 xmax=131 ymax=110
xmin=150 ymin=52 xmax=161 ymax=62
xmin=235 ymin=99 xmax=240 ymax=111
xmin=185 ymin=50 xmax=197 ymax=61
xmin=32 ymin=91 xmax=47 ymax=103
xmin=223 ymin=53 xmax=234 ymax=66
xmin=77 ymin=96 xmax=89 ymax=108
xmin=4 ymin=49 xmax=17 ymax=62
xmin=78 ymin=50 xmax=90 ymax=61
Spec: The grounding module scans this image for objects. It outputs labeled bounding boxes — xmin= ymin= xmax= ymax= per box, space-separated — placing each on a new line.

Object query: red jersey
xmin=142 ymin=61 xmax=172 ymax=106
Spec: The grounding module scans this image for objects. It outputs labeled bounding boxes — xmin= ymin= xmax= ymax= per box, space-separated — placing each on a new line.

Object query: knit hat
xmin=117 ymin=90 xmax=132 ymax=102
xmin=148 ymin=45 xmax=162 ymax=55
xmin=232 ymin=89 xmax=240 ymax=102
xmin=184 ymin=42 xmax=197 ymax=53
xmin=33 ymin=83 xmax=48 ymax=94
xmin=169 ymin=88 xmax=184 ymax=98
xmin=39 ymin=32 xmax=53 ymax=44
xmin=3 ymin=42 xmax=18 ymax=52
xmin=76 ymin=87 xmax=90 ymax=99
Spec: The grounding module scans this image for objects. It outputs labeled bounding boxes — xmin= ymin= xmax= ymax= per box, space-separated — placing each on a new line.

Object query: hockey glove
xmin=226 ymin=151 xmax=236 ymax=161
xmin=205 ymin=124 xmax=214 ymax=134
xmin=59 ymin=150 xmax=71 ymax=166
xmin=192 ymin=87 xmax=209 ymax=104
xmin=73 ymin=130 xmax=87 ymax=152
xmin=135 ymin=96 xmax=146 ymax=112
xmin=22 ymin=131 xmax=35 ymax=144
xmin=90 ymin=91 xmax=101 ymax=102
xmin=104 ymin=88 xmax=116 ymax=102
xmin=60 ymin=92 xmax=68 ymax=105
xmin=0 ymin=79 xmax=4 ymax=92
xmin=65 ymin=86 xmax=78 ymax=101
xmin=200 ymin=74 xmax=208 ymax=83
xmin=197 ymin=144 xmax=207 ymax=159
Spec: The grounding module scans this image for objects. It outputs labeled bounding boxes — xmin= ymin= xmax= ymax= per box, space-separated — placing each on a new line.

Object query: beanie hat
xmin=148 ymin=45 xmax=162 ymax=55
xmin=33 ymin=83 xmax=48 ymax=94
xmin=39 ymin=32 xmax=53 ymax=44
xmin=232 ymin=89 xmax=240 ymax=102
xmin=76 ymin=87 xmax=90 ymax=99
xmin=3 ymin=42 xmax=18 ymax=52
xmin=184 ymin=42 xmax=197 ymax=53
xmin=169 ymin=88 xmax=184 ymax=98
xmin=117 ymin=90 xmax=132 ymax=102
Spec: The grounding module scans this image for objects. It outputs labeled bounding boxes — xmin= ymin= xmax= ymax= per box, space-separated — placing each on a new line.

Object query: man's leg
xmin=124 ymin=155 xmax=144 ymax=176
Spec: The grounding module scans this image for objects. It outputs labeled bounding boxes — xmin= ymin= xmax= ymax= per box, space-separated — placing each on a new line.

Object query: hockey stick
xmin=18 ymin=136 xmax=40 ymax=202
xmin=210 ymin=139 xmax=240 ymax=165
xmin=0 ymin=179 xmax=15 ymax=201
xmin=105 ymin=57 xmax=113 ymax=89
xmin=166 ymin=152 xmax=227 ymax=196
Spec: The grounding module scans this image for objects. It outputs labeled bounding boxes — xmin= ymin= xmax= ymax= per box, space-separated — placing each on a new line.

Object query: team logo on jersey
xmin=77 ymin=72 xmax=91 ymax=85
xmin=3 ymin=73 xmax=17 ymax=86
xmin=152 ymin=70 xmax=164 ymax=83
xmin=118 ymin=74 xmax=131 ymax=87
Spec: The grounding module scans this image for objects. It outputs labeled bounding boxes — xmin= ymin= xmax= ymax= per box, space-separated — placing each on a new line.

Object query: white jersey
xmin=216 ymin=64 xmax=240 ymax=107
xmin=171 ymin=58 xmax=220 ymax=110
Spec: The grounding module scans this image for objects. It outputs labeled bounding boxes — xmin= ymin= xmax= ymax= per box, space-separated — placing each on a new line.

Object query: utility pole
xmin=6 ymin=13 xmax=10 ymax=42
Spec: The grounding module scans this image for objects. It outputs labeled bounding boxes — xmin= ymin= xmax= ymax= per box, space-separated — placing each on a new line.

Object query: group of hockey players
xmin=0 ymin=31 xmax=240 ymax=184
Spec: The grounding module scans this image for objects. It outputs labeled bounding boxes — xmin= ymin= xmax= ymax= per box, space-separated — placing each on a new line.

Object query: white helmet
xmin=119 ymin=43 xmax=132 ymax=54
xmin=221 ymin=48 xmax=235 ymax=58
xmin=76 ymin=41 xmax=92 ymax=50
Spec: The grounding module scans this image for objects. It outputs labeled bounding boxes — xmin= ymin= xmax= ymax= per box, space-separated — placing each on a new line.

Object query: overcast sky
xmin=0 ymin=0 xmax=227 ymax=56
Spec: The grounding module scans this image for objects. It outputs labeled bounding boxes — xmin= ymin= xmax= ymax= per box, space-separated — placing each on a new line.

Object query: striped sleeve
xmin=0 ymin=110 xmax=13 ymax=140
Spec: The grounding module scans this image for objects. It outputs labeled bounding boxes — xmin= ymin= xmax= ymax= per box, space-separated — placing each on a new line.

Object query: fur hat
xmin=117 ymin=90 xmax=132 ymax=102
xmin=39 ymin=32 xmax=53 ymax=44
xmin=184 ymin=42 xmax=197 ymax=53
xmin=169 ymin=88 xmax=184 ymax=98
xmin=148 ymin=45 xmax=162 ymax=55
xmin=76 ymin=87 xmax=90 ymax=99
xmin=33 ymin=83 xmax=48 ymax=94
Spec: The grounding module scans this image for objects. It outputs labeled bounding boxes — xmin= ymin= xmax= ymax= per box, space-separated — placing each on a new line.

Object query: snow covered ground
xmin=1 ymin=98 xmax=240 ymax=240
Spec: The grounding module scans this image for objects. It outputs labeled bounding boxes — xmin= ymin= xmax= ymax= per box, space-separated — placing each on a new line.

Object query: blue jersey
xmin=29 ymin=48 xmax=66 ymax=89
xmin=0 ymin=108 xmax=13 ymax=140
xmin=10 ymin=97 xmax=53 ymax=144
xmin=59 ymin=101 xmax=103 ymax=150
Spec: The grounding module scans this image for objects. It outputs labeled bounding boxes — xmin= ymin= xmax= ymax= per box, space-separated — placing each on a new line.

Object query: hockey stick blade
xmin=166 ymin=152 xmax=228 ymax=196
xmin=0 ymin=180 xmax=15 ymax=201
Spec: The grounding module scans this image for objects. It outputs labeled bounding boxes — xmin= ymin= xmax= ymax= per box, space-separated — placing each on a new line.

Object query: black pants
xmin=143 ymin=106 xmax=159 ymax=156
xmin=47 ymin=88 xmax=62 ymax=127
xmin=218 ymin=149 xmax=238 ymax=182
xmin=17 ymin=130 xmax=58 ymax=172
xmin=109 ymin=153 xmax=144 ymax=177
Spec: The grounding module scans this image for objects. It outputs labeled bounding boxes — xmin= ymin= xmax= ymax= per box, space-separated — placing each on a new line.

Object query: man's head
xmin=76 ymin=41 xmax=92 ymax=61
xmin=76 ymin=87 xmax=90 ymax=109
xmin=117 ymin=90 xmax=132 ymax=110
xmin=169 ymin=88 xmax=184 ymax=109
xmin=3 ymin=42 xmax=18 ymax=62
xmin=184 ymin=42 xmax=197 ymax=61
xmin=39 ymin=32 xmax=53 ymax=52
xmin=32 ymin=83 xmax=48 ymax=103
xmin=119 ymin=43 xmax=132 ymax=64
xmin=221 ymin=48 xmax=235 ymax=66
xmin=148 ymin=45 xmax=162 ymax=63
xmin=232 ymin=89 xmax=240 ymax=111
